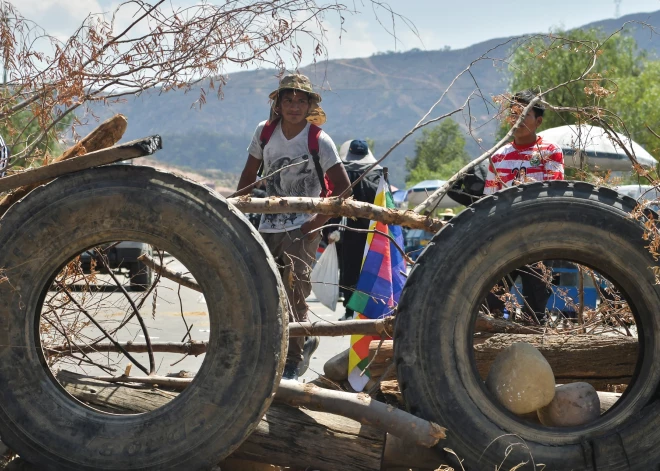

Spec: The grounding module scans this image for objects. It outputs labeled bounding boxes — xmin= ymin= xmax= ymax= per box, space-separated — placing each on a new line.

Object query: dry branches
xmin=0 ymin=0 xmax=359 ymax=164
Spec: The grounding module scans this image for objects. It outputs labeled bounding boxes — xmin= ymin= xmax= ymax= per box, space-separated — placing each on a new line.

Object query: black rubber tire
xmin=0 ymin=165 xmax=287 ymax=470
xmin=395 ymin=181 xmax=660 ymax=470
xmin=129 ymin=261 xmax=153 ymax=291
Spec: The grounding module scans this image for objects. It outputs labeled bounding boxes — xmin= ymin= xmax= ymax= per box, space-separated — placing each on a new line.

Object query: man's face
xmin=278 ymin=90 xmax=310 ymax=125
xmin=507 ymin=103 xmax=542 ymax=141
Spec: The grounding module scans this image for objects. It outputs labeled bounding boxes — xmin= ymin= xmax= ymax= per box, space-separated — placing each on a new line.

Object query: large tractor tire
xmin=0 ymin=166 xmax=287 ymax=470
xmin=396 ymin=181 xmax=660 ymax=470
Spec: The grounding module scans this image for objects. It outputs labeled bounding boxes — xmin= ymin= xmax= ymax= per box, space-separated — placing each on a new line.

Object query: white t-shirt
xmin=248 ymin=120 xmax=341 ymax=233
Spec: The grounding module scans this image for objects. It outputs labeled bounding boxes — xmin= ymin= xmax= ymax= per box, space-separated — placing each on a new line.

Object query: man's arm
xmin=235 ymin=155 xmax=261 ymax=196
xmin=300 ymin=162 xmax=351 ymax=235
xmin=483 ymin=160 xmax=500 ymax=195
xmin=325 ymin=162 xmax=351 ymax=196
xmin=543 ymin=146 xmax=565 ymax=181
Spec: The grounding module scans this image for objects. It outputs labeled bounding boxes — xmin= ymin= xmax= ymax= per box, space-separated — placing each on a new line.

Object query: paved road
xmin=300 ymin=297 xmax=350 ymax=383
xmin=46 ymin=255 xmax=349 ymax=384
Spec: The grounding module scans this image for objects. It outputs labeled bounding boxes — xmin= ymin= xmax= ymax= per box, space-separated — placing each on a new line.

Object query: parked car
xmin=80 ymin=242 xmax=153 ymax=291
xmin=404 ymin=228 xmax=434 ymax=262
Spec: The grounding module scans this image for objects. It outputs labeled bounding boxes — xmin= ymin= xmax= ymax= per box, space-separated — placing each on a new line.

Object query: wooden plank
xmin=0 ymin=135 xmax=162 ymax=194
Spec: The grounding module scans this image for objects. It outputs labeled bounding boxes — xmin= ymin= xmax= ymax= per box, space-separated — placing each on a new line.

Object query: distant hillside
xmin=92 ymin=9 xmax=660 ymax=188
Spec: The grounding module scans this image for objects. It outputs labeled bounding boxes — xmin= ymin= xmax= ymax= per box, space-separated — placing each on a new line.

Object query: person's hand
xmin=300 ymin=218 xmax=323 ymax=238
xmin=328 ymin=230 xmax=341 ymax=244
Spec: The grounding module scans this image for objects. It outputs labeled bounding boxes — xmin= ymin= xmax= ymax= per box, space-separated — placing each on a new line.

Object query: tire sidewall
xmin=0 ymin=166 xmax=287 ymax=470
xmin=396 ymin=182 xmax=660 ymax=469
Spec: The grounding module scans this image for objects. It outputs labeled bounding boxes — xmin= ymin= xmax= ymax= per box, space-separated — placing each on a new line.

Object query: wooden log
xmin=47 ymin=313 xmax=527 ymax=360
xmin=47 ymin=340 xmax=208 ymax=357
xmin=56 ymin=115 xmax=128 ymax=161
xmin=275 ymin=381 xmax=446 ymax=448
xmin=234 ymin=406 xmax=384 ymax=471
xmin=288 ymin=318 xmax=394 ymax=338
xmin=367 ymin=340 xmax=396 ymax=379
xmin=0 ymin=115 xmax=129 ymax=216
xmin=474 ymin=334 xmax=638 ymax=389
xmin=228 ymin=196 xmax=445 ymax=232
xmin=380 ymin=380 xmax=403 ymax=404
xmin=368 ymin=334 xmax=638 ymax=390
xmin=382 ymin=434 xmax=445 ymax=470
xmin=86 ymin=374 xmax=191 ymax=391
xmin=0 ymin=135 xmax=162 ymax=195
xmin=80 ymin=372 xmax=445 ymax=448
xmin=58 ymin=371 xmax=384 ymax=471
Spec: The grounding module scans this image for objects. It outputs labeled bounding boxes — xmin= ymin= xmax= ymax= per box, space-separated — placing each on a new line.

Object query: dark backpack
xmin=344 ymin=161 xmax=382 ymax=206
xmin=259 ymin=117 xmax=327 ymax=196
xmin=447 ymin=159 xmax=490 ymax=206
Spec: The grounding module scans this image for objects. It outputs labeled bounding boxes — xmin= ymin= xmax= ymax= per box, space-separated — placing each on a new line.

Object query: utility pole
xmin=614 ymin=0 xmax=622 ymax=19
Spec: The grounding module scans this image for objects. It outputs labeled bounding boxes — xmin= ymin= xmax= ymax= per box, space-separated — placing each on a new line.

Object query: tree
xmin=405 ymin=119 xmax=469 ymax=185
xmin=609 ymin=60 xmax=660 ymax=160
xmin=504 ymin=28 xmax=644 ymax=132
xmin=0 ymin=89 xmax=71 ymax=168
xmin=499 ymin=27 xmax=660 ymax=172
xmin=365 ymin=138 xmax=376 ymax=154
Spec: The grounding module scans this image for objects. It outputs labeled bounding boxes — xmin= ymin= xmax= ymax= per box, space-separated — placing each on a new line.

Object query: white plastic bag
xmin=311 ymin=242 xmax=339 ymax=311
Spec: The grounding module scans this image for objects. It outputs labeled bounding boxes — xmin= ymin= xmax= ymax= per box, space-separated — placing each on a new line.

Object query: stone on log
xmin=537 ymin=382 xmax=601 ymax=427
xmin=485 ymin=342 xmax=556 ymax=415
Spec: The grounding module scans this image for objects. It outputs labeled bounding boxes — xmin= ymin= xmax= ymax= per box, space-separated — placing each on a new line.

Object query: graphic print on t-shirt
xmin=262 ymin=153 xmax=319 ymax=230
xmin=247 ymin=120 xmax=342 ymax=232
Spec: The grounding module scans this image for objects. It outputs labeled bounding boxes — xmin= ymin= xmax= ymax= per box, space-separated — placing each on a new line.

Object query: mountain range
xmin=92 ymin=9 xmax=660 ymax=188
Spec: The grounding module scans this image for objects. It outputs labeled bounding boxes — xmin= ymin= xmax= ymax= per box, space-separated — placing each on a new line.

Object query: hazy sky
xmin=14 ymin=0 xmax=660 ymax=70
xmin=311 ymin=0 xmax=660 ymax=57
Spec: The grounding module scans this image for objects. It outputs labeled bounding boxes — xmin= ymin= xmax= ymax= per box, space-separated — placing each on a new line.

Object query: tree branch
xmin=228 ymin=196 xmax=445 ymax=232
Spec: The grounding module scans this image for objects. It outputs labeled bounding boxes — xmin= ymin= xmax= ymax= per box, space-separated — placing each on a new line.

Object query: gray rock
xmin=486 ymin=342 xmax=555 ymax=415
xmin=323 ymin=348 xmax=349 ymax=381
xmin=537 ymin=382 xmax=601 ymax=427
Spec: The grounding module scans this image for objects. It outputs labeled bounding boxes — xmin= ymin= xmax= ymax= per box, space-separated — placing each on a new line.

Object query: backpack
xmin=447 ymin=159 xmax=489 ymax=206
xmin=259 ymin=117 xmax=328 ymax=196
xmin=343 ymin=161 xmax=382 ymax=206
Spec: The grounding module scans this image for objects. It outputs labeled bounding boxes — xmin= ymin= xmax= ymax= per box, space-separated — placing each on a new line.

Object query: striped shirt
xmin=0 ymin=134 xmax=8 ymax=178
xmin=484 ymin=136 xmax=564 ymax=195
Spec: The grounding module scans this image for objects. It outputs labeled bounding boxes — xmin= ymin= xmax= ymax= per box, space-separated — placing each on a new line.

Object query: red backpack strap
xmin=308 ymin=124 xmax=322 ymax=156
xmin=308 ymin=124 xmax=328 ymax=196
xmin=259 ymin=117 xmax=280 ymax=150
xmin=257 ymin=118 xmax=280 ymax=178
xmin=324 ymin=175 xmax=334 ymax=197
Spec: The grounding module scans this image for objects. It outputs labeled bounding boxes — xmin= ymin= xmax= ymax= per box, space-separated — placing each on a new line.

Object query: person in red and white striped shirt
xmin=484 ymin=90 xmax=564 ymax=195
xmin=483 ymin=90 xmax=565 ymax=322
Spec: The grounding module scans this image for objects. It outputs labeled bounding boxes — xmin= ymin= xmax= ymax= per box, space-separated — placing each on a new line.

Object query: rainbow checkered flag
xmin=346 ymin=177 xmax=406 ymax=391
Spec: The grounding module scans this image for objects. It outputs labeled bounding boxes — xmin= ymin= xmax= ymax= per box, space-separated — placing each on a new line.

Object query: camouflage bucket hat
xmin=269 ymin=73 xmax=326 ymax=125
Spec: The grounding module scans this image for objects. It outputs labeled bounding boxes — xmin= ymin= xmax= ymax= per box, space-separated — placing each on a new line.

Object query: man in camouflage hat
xmin=236 ymin=73 xmax=351 ymax=380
